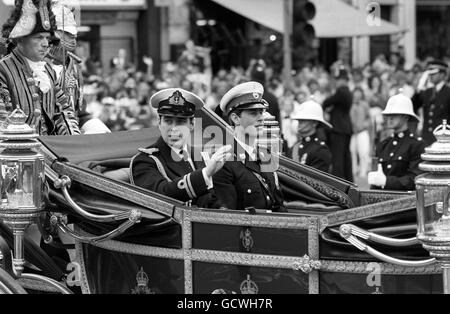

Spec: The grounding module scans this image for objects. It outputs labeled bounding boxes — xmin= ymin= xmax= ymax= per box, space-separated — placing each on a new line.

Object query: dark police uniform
xmin=374 ymin=132 xmax=426 ymax=191
xmin=412 ymin=83 xmax=450 ymax=146
xmin=130 ymin=88 xmax=221 ymax=208
xmin=289 ymin=135 xmax=332 ymax=173
xmin=322 ymin=69 xmax=353 ymax=182
xmin=412 ymin=60 xmax=450 ymax=146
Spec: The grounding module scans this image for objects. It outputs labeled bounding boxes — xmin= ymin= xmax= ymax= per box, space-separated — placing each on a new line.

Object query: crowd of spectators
xmin=81 ymin=44 xmax=446 ymax=182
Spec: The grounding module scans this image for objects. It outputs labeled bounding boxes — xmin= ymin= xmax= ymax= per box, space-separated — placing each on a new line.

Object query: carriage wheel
xmin=0 ymin=268 xmax=27 ymax=294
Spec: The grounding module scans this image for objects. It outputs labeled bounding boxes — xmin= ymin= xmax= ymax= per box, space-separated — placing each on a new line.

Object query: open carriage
xmin=0 ymin=108 xmax=444 ymax=294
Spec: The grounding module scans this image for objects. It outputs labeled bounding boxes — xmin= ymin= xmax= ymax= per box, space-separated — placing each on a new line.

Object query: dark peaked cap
xmin=150 ymin=88 xmax=204 ymax=117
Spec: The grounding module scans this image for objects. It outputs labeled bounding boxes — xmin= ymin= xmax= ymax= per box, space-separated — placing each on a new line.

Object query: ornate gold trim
xmin=326 ymin=189 xmax=442 ymax=228
xmin=184 ymin=208 xmax=311 ymax=229
xmin=190 ymin=249 xmax=319 ymax=271
xmin=308 ymin=218 xmax=320 ymax=294
xmin=51 ymin=162 xmax=176 ymax=219
xmin=75 ymin=238 xmax=91 ymax=294
xmin=325 ymin=195 xmax=416 ymax=227
xmin=182 ymin=210 xmax=193 ymax=294
xmin=320 ymin=260 xmax=442 ymax=274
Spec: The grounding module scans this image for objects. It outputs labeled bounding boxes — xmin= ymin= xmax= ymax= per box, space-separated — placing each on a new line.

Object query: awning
xmin=2 ymin=0 xmax=147 ymax=10
xmin=210 ymin=0 xmax=405 ymax=38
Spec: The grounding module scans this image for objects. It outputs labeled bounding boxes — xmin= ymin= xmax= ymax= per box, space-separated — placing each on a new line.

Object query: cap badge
xmin=253 ymin=92 xmax=259 ymax=99
xmin=169 ymin=91 xmax=185 ymax=106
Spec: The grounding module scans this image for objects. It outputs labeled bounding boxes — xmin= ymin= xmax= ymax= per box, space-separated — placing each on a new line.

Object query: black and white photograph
xmin=0 ymin=0 xmax=448 ymax=297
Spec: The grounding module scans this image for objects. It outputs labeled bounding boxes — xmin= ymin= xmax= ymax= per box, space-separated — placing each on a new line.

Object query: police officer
xmin=289 ymin=99 xmax=332 ymax=172
xmin=322 ymin=66 xmax=353 ymax=182
xmin=368 ymin=93 xmax=426 ymax=191
xmin=213 ymin=82 xmax=286 ymax=212
xmin=412 ymin=60 xmax=450 ymax=146
xmin=130 ymin=88 xmax=231 ymax=208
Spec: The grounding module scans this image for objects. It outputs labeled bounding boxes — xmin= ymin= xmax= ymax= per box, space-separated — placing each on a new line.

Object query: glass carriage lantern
xmin=416 ymin=119 xmax=450 ymax=294
xmin=0 ymin=109 xmax=45 ymax=276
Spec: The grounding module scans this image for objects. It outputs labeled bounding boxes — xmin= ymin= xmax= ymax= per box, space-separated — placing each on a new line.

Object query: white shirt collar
xmin=170 ymin=144 xmax=188 ymax=158
xmin=235 ymin=138 xmax=256 ymax=160
xmin=25 ymin=57 xmax=51 ymax=93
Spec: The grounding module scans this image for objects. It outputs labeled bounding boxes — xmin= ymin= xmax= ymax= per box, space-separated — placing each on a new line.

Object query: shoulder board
xmin=138 ymin=147 xmax=159 ymax=155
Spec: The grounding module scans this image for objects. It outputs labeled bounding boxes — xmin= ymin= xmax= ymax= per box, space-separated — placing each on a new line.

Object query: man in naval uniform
xmin=368 ymin=93 xmax=426 ymax=191
xmin=130 ymin=88 xmax=231 ymax=208
xmin=0 ymin=0 xmax=80 ymax=135
xmin=289 ymin=99 xmax=332 ymax=173
xmin=412 ymin=60 xmax=450 ymax=146
xmin=213 ymin=81 xmax=286 ymax=212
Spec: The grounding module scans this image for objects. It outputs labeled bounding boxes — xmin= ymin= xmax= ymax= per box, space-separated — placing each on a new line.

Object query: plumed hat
xmin=2 ymin=0 xmax=56 ymax=39
xmin=51 ymin=0 xmax=77 ymax=36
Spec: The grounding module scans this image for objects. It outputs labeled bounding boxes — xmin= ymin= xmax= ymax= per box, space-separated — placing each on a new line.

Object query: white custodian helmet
xmin=290 ymin=99 xmax=332 ymax=128
xmin=382 ymin=93 xmax=420 ymax=121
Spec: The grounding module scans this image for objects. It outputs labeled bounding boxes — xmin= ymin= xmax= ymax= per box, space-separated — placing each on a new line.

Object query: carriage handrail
xmin=339 ymin=224 xmax=436 ymax=267
xmin=53 ymin=212 xmax=141 ymax=244
xmin=52 ymin=175 xmax=142 ymax=223
xmin=19 ymin=273 xmax=72 ymax=294
xmin=340 ymin=223 xmax=420 ymax=247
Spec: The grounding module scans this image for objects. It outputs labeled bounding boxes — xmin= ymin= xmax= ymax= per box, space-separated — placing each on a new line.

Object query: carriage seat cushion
xmin=103 ymin=167 xmax=131 ymax=182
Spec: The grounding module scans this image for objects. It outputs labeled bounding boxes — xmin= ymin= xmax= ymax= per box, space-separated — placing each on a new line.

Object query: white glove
xmin=416 ymin=71 xmax=430 ymax=91
xmin=368 ymin=164 xmax=387 ymax=188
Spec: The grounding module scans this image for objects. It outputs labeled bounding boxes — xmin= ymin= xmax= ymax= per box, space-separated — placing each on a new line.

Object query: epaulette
xmin=138 ymin=147 xmax=159 ymax=155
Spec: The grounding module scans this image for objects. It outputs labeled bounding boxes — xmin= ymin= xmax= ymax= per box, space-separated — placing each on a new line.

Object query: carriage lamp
xmin=416 ymin=119 xmax=450 ymax=294
xmin=0 ymin=109 xmax=44 ymax=276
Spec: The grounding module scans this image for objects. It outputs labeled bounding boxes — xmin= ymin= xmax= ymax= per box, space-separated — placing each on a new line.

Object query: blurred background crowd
xmin=80 ymin=42 xmax=440 ymax=183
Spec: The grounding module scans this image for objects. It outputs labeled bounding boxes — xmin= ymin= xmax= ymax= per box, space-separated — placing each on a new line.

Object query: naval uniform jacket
xmin=212 ymin=144 xmax=286 ymax=212
xmin=374 ymin=131 xmax=426 ymax=191
xmin=0 ymin=49 xmax=80 ymax=135
xmin=130 ymin=137 xmax=222 ymax=208
xmin=412 ymin=84 xmax=450 ymax=145
xmin=289 ymin=134 xmax=332 ymax=173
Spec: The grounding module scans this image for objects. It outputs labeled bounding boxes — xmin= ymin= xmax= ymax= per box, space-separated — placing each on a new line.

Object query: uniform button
xmin=428 ymin=127 xmax=433 ymax=132
xmin=379 ymin=158 xmax=384 ymax=162
xmin=390 ymin=153 xmax=394 ymax=157
xmin=431 ymin=104 xmax=436 ymax=109
xmin=393 ymin=141 xmax=398 ymax=146
xmin=266 ymin=196 xmax=270 ymax=201
xmin=398 ymin=156 xmax=402 ymax=160
xmin=299 ymin=145 xmax=304 ymax=149
xmin=430 ymin=112 xmax=434 ymax=117
xmin=429 ymin=120 xmax=433 ymax=124
xmin=398 ymin=132 xmax=404 ymax=138
xmin=247 ymin=189 xmax=252 ymax=194
xmin=387 ymin=165 xmax=392 ymax=169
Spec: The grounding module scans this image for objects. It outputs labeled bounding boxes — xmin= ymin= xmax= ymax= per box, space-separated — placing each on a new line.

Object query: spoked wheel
xmin=0 ymin=268 xmax=27 ymax=294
